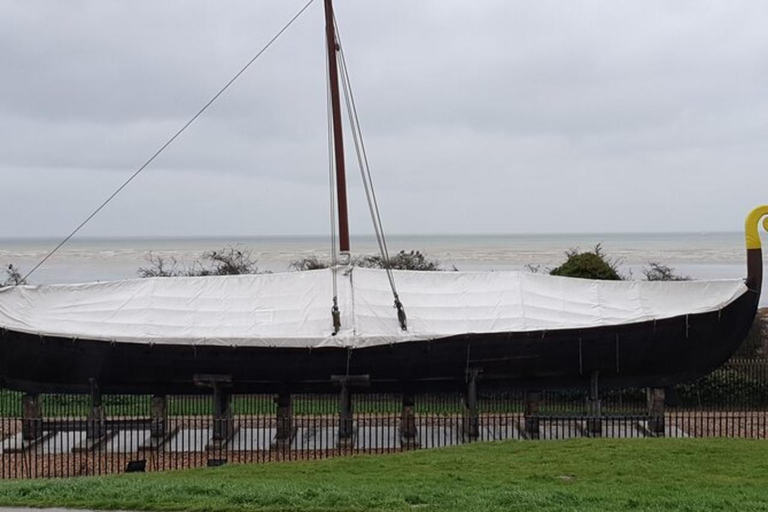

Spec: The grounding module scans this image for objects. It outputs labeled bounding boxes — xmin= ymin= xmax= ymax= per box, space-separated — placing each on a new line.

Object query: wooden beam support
xmin=195 ymin=374 xmax=237 ymax=451
xmin=400 ymin=393 xmax=418 ymax=448
xmin=586 ymin=371 xmax=602 ymax=437
xmin=462 ymin=369 xmax=480 ymax=439
xmin=524 ymin=390 xmax=541 ymax=439
xmin=273 ymin=392 xmax=295 ymax=450
xmin=647 ymin=387 xmax=665 ymax=436
xmin=86 ymin=378 xmax=106 ymax=440
xmin=330 ymin=375 xmax=369 ymax=447
xmin=138 ymin=394 xmax=177 ymax=450
xmin=21 ymin=393 xmax=42 ymax=441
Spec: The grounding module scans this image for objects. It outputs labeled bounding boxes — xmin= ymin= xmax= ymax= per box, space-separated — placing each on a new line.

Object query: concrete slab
xmin=637 ymin=421 xmax=691 ymax=438
xmin=103 ymin=430 xmax=151 ymax=453
xmin=137 ymin=427 xmax=179 ymax=451
xmin=293 ymin=427 xmax=341 ymax=451
xmin=205 ymin=426 xmax=240 ymax=451
xmin=666 ymin=425 xmax=691 ymax=438
xmin=418 ymin=425 xmax=462 ymax=449
xmin=357 ymin=426 xmax=400 ymax=450
xmin=71 ymin=431 xmax=119 ymax=453
xmin=166 ymin=428 xmax=210 ymax=452
xmin=539 ymin=421 xmax=584 ymax=440
xmin=596 ymin=420 xmax=645 ymax=439
xmin=229 ymin=428 xmax=276 ymax=451
xmin=1 ymin=433 xmax=28 ymax=454
xmin=481 ymin=422 xmax=521 ymax=442
xmin=21 ymin=431 xmax=82 ymax=455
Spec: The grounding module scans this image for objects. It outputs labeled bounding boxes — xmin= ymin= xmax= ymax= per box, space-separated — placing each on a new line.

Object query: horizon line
xmin=0 ymin=230 xmax=746 ymax=242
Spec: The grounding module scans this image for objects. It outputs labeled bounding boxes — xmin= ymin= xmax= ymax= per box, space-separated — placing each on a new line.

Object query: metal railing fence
xmin=2 ymin=358 xmax=768 ymax=479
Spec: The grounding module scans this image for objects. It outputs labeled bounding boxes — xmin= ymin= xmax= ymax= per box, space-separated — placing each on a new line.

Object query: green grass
xmin=2 ymin=438 xmax=768 ymax=511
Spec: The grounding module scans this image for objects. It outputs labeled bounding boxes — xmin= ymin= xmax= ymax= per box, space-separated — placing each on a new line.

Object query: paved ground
xmin=1 ymin=418 xmax=691 ymax=456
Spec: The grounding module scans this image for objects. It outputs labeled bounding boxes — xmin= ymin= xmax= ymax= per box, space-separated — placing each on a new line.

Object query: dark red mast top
xmin=324 ymin=0 xmax=350 ymax=253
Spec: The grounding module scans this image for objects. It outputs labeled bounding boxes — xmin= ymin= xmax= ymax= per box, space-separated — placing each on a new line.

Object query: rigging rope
xmin=334 ymin=16 xmax=407 ymax=331
xmin=22 ymin=0 xmax=317 ymax=283
xmin=326 ymin=32 xmax=341 ymax=335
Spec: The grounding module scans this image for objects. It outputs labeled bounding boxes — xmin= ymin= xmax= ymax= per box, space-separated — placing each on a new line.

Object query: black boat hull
xmin=0 ymin=288 xmax=757 ymax=395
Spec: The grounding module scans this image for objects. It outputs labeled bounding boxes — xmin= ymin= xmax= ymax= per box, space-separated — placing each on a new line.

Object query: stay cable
xmin=22 ymin=0 xmax=316 ymax=282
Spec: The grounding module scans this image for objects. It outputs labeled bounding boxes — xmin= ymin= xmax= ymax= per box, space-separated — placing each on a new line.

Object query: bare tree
xmin=291 ymin=250 xmax=445 ymax=272
xmin=643 ymin=262 xmax=691 ymax=281
xmin=356 ymin=250 xmax=442 ymax=271
xmin=1 ymin=264 xmax=26 ymax=287
xmin=290 ymin=256 xmax=329 ymax=271
xmin=138 ymin=246 xmax=259 ymax=278
xmin=190 ymin=247 xmax=259 ymax=276
xmin=137 ymin=254 xmax=181 ymax=278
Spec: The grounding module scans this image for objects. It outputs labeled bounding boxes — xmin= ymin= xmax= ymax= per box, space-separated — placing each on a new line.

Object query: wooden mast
xmin=324 ymin=0 xmax=350 ymax=253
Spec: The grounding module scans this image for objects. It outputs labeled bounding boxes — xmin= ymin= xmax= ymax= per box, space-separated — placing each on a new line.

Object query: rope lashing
xmin=394 ymin=294 xmax=407 ymax=331
xmin=325 ymin=15 xmax=341 ymax=335
xmin=334 ymin=15 xmax=408 ymax=331
xmin=331 ymin=297 xmax=341 ymax=336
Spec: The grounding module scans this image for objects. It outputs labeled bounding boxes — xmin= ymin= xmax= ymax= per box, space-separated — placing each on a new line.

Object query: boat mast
xmin=324 ymin=0 xmax=350 ymax=254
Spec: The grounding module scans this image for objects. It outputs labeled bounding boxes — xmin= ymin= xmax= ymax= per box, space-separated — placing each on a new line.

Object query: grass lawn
xmin=1 ymin=438 xmax=768 ymax=511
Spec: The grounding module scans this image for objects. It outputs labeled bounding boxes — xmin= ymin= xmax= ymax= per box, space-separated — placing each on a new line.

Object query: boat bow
xmin=746 ymin=205 xmax=768 ymax=297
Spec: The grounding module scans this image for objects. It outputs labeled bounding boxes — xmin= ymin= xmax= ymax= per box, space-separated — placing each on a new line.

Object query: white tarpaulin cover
xmin=0 ymin=268 xmax=748 ymax=348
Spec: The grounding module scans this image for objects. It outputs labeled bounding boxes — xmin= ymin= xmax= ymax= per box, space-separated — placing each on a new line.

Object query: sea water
xmin=0 ymin=232 xmax=766 ymax=305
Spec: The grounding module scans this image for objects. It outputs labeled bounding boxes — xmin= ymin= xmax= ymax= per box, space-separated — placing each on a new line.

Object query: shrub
xmin=674 ymin=363 xmax=768 ymax=407
xmin=289 ymin=256 xmax=329 ymax=271
xmin=190 ymin=247 xmax=259 ymax=276
xmin=643 ymin=262 xmax=690 ymax=281
xmin=292 ymin=250 xmax=444 ymax=272
xmin=137 ymin=254 xmax=181 ymax=278
xmin=1 ymin=264 xmax=26 ymax=287
xmin=138 ymin=246 xmax=259 ymax=278
xmin=356 ymin=250 xmax=441 ymax=271
xmin=549 ymin=244 xmax=622 ymax=280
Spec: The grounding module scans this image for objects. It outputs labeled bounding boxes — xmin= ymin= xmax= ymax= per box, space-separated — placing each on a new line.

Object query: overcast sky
xmin=1 ymin=0 xmax=767 ymax=238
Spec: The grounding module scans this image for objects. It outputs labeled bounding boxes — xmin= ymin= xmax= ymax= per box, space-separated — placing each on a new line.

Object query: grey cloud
xmin=1 ymin=0 xmax=767 ymax=238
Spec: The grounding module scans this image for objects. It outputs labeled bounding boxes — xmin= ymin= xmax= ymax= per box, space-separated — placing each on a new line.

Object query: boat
xmin=0 ymin=0 xmax=766 ymax=396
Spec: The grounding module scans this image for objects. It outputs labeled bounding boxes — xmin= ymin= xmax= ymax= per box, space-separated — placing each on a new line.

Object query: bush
xmin=137 ymin=254 xmax=181 ymax=278
xmin=356 ymin=250 xmax=442 ymax=271
xmin=138 ymin=246 xmax=260 ymax=278
xmin=1 ymin=264 xmax=26 ymax=287
xmin=643 ymin=262 xmax=690 ymax=281
xmin=289 ymin=256 xmax=329 ymax=271
xmin=549 ymin=244 xmax=622 ymax=280
xmin=190 ymin=247 xmax=259 ymax=276
xmin=291 ymin=250 xmax=444 ymax=272
xmin=674 ymin=364 xmax=768 ymax=407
